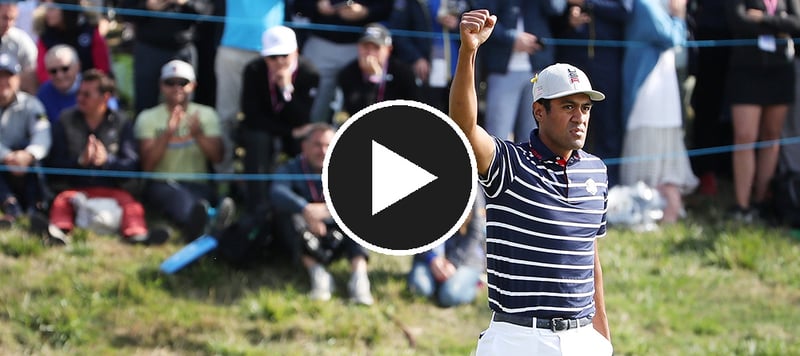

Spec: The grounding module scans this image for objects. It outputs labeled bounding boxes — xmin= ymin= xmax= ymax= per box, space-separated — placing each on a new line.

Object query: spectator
xmin=269 ymin=123 xmax=374 ymax=305
xmin=239 ymin=25 xmax=319 ymax=212
xmin=0 ymin=52 xmax=50 ymax=227
xmin=119 ymin=0 xmax=212 ymax=114
xmin=42 ymin=69 xmax=168 ymax=245
xmin=552 ymin=0 xmax=632 ymax=186
xmin=475 ymin=0 xmax=566 ymax=142
xmin=294 ymin=0 xmax=394 ymax=123
xmin=724 ymin=0 xmax=800 ymax=222
xmin=134 ymin=60 xmax=234 ymax=241
xmin=408 ymin=194 xmax=485 ymax=307
xmin=0 ymin=2 xmax=39 ymax=93
xmin=36 ymin=44 xmax=80 ymax=123
xmin=34 ymin=0 xmax=112 ymax=84
xmin=334 ymin=23 xmax=417 ymax=122
xmin=620 ymin=0 xmax=697 ymax=224
xmin=214 ymin=0 xmax=285 ymax=164
xmin=687 ymin=0 xmax=733 ymax=196
xmin=389 ymin=0 xmax=475 ymax=112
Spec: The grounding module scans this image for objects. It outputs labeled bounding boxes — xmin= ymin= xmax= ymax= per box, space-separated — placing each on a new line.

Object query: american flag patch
xmin=568 ymin=68 xmax=580 ymax=84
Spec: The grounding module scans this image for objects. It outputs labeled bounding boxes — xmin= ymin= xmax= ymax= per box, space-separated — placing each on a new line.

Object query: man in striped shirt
xmin=451 ymin=9 xmax=613 ymax=356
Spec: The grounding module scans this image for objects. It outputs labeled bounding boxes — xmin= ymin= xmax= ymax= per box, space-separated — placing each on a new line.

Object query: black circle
xmin=325 ymin=102 xmax=474 ymax=252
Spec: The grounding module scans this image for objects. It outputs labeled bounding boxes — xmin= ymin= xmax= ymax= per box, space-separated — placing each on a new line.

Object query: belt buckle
xmin=550 ymin=318 xmax=567 ymax=332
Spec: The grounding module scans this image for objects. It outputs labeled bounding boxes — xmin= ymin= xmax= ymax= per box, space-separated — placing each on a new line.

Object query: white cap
xmin=531 ymin=63 xmax=605 ymax=102
xmin=261 ymin=25 xmax=298 ymax=56
xmin=160 ymin=59 xmax=195 ymax=82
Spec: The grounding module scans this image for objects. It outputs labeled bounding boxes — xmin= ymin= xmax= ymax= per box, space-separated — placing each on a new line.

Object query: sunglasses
xmin=47 ymin=66 xmax=71 ymax=75
xmin=163 ymin=78 xmax=190 ymax=87
xmin=266 ymin=54 xmax=289 ymax=60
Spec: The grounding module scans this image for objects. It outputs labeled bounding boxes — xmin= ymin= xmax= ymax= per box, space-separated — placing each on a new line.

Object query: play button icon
xmin=371 ymin=140 xmax=437 ymax=215
xmin=323 ymin=100 xmax=477 ymax=256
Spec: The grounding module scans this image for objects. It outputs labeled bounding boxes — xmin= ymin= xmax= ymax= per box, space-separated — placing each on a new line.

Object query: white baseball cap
xmin=160 ymin=59 xmax=195 ymax=82
xmin=531 ymin=63 xmax=605 ymax=102
xmin=261 ymin=25 xmax=298 ymax=57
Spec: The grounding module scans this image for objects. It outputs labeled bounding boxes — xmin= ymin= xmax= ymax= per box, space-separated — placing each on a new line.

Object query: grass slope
xmin=1 ymin=212 xmax=799 ymax=355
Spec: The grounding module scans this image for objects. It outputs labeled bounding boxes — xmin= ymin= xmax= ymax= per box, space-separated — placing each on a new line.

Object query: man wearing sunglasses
xmin=134 ymin=60 xmax=234 ymax=242
xmin=35 ymin=45 xmax=80 ymax=124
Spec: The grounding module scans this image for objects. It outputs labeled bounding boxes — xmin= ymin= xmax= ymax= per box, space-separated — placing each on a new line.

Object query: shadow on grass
xmin=136 ymin=248 xmax=307 ymax=305
xmin=137 ymin=246 xmax=409 ymax=306
xmin=668 ymin=222 xmax=721 ymax=255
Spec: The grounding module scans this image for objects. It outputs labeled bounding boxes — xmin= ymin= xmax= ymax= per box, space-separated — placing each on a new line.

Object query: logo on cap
xmin=568 ymin=68 xmax=580 ymax=84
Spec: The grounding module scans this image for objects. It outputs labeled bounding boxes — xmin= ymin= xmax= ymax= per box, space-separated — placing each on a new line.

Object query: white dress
xmin=621 ymin=49 xmax=699 ymax=194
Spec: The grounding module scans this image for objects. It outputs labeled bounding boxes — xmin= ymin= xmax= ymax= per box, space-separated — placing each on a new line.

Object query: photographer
xmin=269 ymin=123 xmax=374 ymax=305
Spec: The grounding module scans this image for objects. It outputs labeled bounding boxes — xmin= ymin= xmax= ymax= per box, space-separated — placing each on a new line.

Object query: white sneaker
xmin=308 ymin=265 xmax=334 ymax=301
xmin=348 ymin=271 xmax=374 ymax=305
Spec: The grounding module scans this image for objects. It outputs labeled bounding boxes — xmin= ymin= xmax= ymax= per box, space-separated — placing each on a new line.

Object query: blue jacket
xmin=621 ymin=0 xmax=686 ymax=123
xmin=476 ymin=0 xmax=566 ymax=74
xmin=270 ymin=156 xmax=322 ymax=214
xmin=389 ymin=0 xmax=474 ymax=72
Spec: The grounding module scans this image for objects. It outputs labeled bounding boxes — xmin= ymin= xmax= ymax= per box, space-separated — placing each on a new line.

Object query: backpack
xmin=213 ymin=212 xmax=274 ymax=268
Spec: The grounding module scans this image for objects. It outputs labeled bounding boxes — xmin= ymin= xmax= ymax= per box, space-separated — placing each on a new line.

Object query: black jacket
xmin=336 ymin=58 xmax=417 ymax=115
xmin=240 ymin=57 xmax=319 ymax=133
xmin=120 ymin=0 xmax=213 ymax=48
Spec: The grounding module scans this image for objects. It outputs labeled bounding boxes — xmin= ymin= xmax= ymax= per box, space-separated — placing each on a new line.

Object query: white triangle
xmin=372 ymin=140 xmax=438 ymax=216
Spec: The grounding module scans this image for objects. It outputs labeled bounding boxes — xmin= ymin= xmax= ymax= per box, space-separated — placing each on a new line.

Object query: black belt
xmin=492 ymin=312 xmax=593 ymax=332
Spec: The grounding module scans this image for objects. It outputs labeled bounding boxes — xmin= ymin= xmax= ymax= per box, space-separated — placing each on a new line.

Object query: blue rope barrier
xmin=4 ymin=135 xmax=799 ymax=179
xmin=602 ymin=136 xmax=800 ymax=166
xmin=0 ymin=165 xmax=321 ymax=181
xmin=52 ymin=3 xmax=789 ymax=48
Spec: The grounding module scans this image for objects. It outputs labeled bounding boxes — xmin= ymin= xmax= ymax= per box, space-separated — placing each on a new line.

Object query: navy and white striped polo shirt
xmin=479 ymin=130 xmax=608 ymax=320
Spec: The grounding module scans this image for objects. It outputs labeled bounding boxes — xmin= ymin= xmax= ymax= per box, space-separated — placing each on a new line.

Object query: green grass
xmin=1 ymin=203 xmax=800 ymax=355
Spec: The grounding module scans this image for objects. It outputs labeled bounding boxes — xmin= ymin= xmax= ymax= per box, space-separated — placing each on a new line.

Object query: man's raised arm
xmin=449 ymin=9 xmax=498 ymax=176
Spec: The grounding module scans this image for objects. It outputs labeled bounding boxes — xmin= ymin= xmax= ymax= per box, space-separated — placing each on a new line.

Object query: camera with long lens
xmin=301 ymin=222 xmax=345 ymax=265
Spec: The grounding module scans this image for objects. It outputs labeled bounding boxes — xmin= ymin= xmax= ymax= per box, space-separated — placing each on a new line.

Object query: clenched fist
xmin=459 ymin=10 xmax=497 ymax=51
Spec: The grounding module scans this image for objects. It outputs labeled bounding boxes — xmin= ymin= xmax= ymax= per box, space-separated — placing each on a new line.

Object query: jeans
xmin=213 ymin=46 xmax=261 ymax=175
xmin=144 ymin=181 xmax=214 ymax=227
xmin=484 ymin=70 xmax=537 ymax=142
xmin=408 ymin=260 xmax=481 ymax=307
xmin=0 ymin=171 xmax=40 ymax=211
xmin=302 ymin=36 xmax=358 ymax=123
